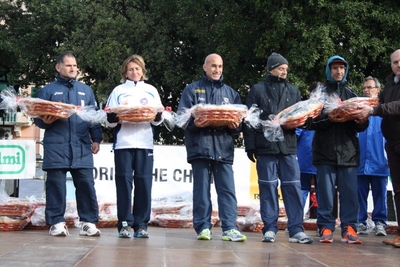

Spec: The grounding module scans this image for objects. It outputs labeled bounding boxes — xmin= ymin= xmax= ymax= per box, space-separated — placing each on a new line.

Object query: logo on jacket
xmin=54 ymin=92 xmax=63 ymax=95
xmin=140 ymin=98 xmax=149 ymax=105
xmin=221 ymin=97 xmax=230 ymax=105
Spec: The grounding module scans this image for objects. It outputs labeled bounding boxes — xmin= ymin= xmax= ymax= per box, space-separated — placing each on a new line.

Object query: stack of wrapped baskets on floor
xmin=236 ymin=204 xmax=287 ymax=233
xmin=97 ymin=202 xmax=118 ymax=228
xmin=0 ymin=198 xmax=35 ymax=231
xmin=150 ymin=203 xmax=219 ymax=228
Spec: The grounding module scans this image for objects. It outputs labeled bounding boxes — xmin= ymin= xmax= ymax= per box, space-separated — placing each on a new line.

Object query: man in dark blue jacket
xmin=177 ymin=53 xmax=246 ymax=242
xmin=34 ymin=52 xmax=103 ymax=237
xmin=243 ymin=52 xmax=313 ymax=244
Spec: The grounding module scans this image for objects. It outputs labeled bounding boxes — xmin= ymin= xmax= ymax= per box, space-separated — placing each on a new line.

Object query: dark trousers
xmin=114 ymin=148 xmax=153 ymax=232
xmin=316 ymin=165 xmax=358 ymax=236
xmin=385 ymin=143 xmax=400 ymax=234
xmin=45 ymin=168 xmax=99 ymax=225
xmin=256 ymin=154 xmax=304 ymax=237
xmin=191 ymin=159 xmax=238 ymax=234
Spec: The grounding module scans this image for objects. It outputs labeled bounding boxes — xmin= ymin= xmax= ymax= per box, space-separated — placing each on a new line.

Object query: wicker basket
xmin=0 ymin=216 xmax=30 ymax=231
xmin=192 ymin=105 xmax=247 ymax=127
xmin=97 ymin=219 xmax=118 ymax=228
xmin=107 ymin=106 xmax=160 ymax=122
xmin=329 ymin=97 xmax=379 ymax=122
xmin=0 ymin=199 xmax=35 ymax=217
xmin=18 ymin=98 xmax=76 ymax=119
xmin=277 ymin=101 xmax=323 ymax=129
xmin=153 ymin=214 xmax=193 ymax=228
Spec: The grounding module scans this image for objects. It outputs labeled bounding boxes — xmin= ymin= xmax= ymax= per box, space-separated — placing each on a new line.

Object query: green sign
xmin=0 ymin=144 xmax=26 ymax=174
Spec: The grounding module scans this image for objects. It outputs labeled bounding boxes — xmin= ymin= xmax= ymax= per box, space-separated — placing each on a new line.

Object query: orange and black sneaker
xmin=341 ymin=226 xmax=362 ymax=244
xmin=319 ymin=228 xmax=333 ymax=243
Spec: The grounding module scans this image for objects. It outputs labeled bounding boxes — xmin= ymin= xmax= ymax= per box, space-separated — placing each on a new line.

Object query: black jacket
xmin=374 ymin=73 xmax=400 ymax=146
xmin=307 ymin=81 xmax=368 ymax=166
xmin=243 ymin=75 xmax=301 ymax=155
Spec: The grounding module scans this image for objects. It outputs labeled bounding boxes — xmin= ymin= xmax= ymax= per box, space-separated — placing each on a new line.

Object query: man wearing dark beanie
xmin=266 ymin=52 xmax=289 ymax=71
xmin=243 ymin=52 xmax=313 ymax=244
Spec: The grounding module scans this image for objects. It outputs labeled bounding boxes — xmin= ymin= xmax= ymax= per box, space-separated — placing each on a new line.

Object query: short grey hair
xmin=363 ymin=76 xmax=380 ymax=88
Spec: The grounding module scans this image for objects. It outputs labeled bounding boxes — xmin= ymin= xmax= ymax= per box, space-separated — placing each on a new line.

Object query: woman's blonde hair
xmin=120 ymin=54 xmax=148 ymax=83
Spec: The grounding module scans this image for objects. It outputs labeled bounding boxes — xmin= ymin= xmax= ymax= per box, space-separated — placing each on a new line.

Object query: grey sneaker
xmin=119 ymin=221 xmax=132 ymax=238
xmin=357 ymin=223 xmax=369 ymax=235
xmin=262 ymin=231 xmax=276 ymax=243
xmin=221 ymin=229 xmax=246 ymax=242
xmin=80 ymin=222 xmax=101 ymax=236
xmin=374 ymin=222 xmax=387 ymax=236
xmin=289 ymin=232 xmax=314 ymax=244
xmin=197 ymin=229 xmax=212 ymax=240
xmin=134 ymin=228 xmax=149 ymax=238
xmin=49 ymin=222 xmax=69 ymax=236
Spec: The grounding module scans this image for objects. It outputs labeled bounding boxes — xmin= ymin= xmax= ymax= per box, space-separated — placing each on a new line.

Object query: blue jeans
xmin=256 ymin=154 xmax=304 ymax=237
xmin=191 ymin=159 xmax=238 ymax=234
xmin=316 ymin=165 xmax=358 ymax=235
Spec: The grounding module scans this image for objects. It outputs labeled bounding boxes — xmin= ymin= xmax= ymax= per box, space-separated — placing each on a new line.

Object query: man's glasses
xmin=362 ymin=86 xmax=377 ymax=90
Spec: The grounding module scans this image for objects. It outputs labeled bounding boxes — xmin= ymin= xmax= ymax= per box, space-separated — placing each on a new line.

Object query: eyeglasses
xmin=362 ymin=86 xmax=377 ymax=90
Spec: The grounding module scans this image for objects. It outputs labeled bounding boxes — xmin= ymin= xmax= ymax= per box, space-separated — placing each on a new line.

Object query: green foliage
xmin=1 ymin=0 xmax=400 ymax=145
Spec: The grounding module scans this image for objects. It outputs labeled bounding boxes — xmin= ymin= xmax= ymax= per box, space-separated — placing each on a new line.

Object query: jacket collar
xmin=56 ymin=74 xmax=76 ymax=88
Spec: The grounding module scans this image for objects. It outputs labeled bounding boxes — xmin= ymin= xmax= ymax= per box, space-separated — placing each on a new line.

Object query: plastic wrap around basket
xmin=192 ymin=105 xmax=247 ymax=127
xmin=107 ymin=106 xmax=159 ymax=122
xmin=18 ymin=98 xmax=76 ymax=119
xmin=329 ymin=97 xmax=378 ymax=122
xmin=276 ymin=101 xmax=323 ymax=129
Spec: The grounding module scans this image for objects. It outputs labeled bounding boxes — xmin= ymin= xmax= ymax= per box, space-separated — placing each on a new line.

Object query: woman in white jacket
xmin=105 ymin=54 xmax=164 ymax=239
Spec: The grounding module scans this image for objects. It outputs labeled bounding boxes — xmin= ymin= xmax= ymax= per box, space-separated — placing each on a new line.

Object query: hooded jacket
xmin=177 ymin=73 xmax=242 ymax=164
xmin=373 ymin=73 xmax=400 ymax=146
xmin=307 ymin=56 xmax=368 ymax=166
xmin=243 ymin=75 xmax=301 ymax=155
xmin=34 ymin=74 xmax=103 ymax=170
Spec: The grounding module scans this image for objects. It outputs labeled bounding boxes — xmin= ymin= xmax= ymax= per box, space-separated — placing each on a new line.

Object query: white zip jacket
xmin=105 ymin=80 xmax=164 ymax=150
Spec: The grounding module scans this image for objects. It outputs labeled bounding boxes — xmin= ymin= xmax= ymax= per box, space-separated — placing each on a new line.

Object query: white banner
xmin=93 ymin=144 xmax=253 ymax=205
xmin=0 ymin=140 xmax=36 ymax=179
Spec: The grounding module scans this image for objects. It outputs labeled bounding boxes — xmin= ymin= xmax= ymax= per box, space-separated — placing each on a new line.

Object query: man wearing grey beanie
xmin=266 ymin=52 xmax=289 ymax=72
xmin=243 ymin=52 xmax=313 ymax=244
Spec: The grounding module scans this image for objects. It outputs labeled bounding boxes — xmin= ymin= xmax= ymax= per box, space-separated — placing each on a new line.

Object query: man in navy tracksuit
xmin=177 ymin=53 xmax=246 ymax=242
xmin=34 ymin=52 xmax=102 ymax=237
xmin=243 ymin=52 xmax=313 ymax=244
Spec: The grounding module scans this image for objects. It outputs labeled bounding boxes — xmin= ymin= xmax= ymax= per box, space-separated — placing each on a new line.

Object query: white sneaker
xmin=49 ymin=222 xmax=69 ymax=236
xmin=80 ymin=222 xmax=101 ymax=236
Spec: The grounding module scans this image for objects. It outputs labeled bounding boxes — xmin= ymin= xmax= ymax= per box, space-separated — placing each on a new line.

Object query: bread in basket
xmin=192 ymin=104 xmax=248 ymax=127
xmin=18 ymin=98 xmax=77 ymax=119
